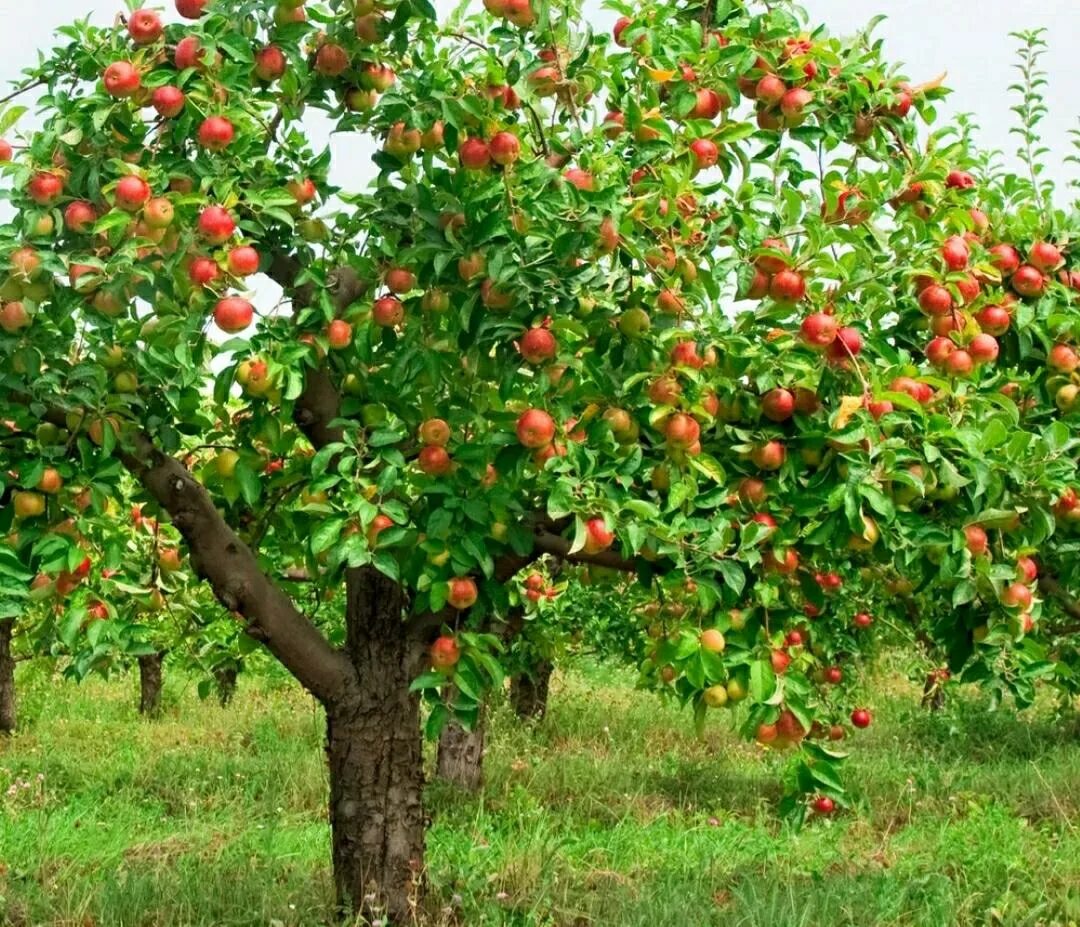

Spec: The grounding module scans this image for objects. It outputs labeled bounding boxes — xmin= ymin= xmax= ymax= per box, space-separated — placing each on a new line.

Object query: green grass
xmin=2 ymin=659 xmax=1079 ymax=927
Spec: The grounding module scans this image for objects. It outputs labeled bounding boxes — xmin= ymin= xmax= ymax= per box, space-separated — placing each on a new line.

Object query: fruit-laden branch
xmin=1039 ymin=575 xmax=1080 ymax=636
xmin=267 ymin=255 xmax=365 ymax=451
xmin=23 ymin=398 xmax=356 ymax=705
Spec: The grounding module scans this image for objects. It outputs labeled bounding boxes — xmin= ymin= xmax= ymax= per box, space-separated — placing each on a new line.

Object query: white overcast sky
xmin=0 ymin=0 xmax=1076 ymax=190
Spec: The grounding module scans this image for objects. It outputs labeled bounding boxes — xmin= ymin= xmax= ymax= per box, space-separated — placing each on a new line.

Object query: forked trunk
xmin=328 ymin=566 xmax=425 ymax=923
xmin=138 ymin=652 xmax=164 ymax=717
xmin=436 ymin=703 xmax=486 ymax=792
xmin=214 ymin=665 xmax=238 ymax=707
xmin=511 ymin=658 xmax=553 ymax=720
xmin=0 ymin=618 xmax=15 ymax=734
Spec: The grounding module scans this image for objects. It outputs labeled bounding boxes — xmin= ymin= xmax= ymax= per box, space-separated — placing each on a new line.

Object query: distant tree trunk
xmin=0 ymin=618 xmax=15 ymax=734
xmin=328 ymin=566 xmax=426 ymax=924
xmin=511 ymin=658 xmax=553 ymax=720
xmin=921 ymin=672 xmax=946 ymax=711
xmin=436 ymin=701 xmax=487 ymax=792
xmin=214 ymin=665 xmax=238 ymax=706
xmin=138 ymin=652 xmax=164 ymax=717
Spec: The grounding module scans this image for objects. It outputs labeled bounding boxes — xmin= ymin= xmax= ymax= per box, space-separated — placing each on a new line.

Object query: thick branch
xmin=24 ymin=399 xmax=354 ymax=705
xmin=267 ymin=255 xmax=366 ymax=450
xmin=120 ymin=432 xmax=354 ymax=703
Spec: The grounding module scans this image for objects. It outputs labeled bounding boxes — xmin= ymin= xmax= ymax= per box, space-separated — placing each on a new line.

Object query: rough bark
xmin=138 ymin=652 xmax=164 ymax=717
xmin=214 ymin=666 xmax=238 ymax=707
xmin=511 ymin=659 xmax=554 ymax=721
xmin=0 ymin=618 xmax=15 ymax=734
xmin=436 ymin=701 xmax=487 ymax=792
xmin=921 ymin=672 xmax=946 ymax=712
xmin=328 ymin=566 xmax=426 ymax=923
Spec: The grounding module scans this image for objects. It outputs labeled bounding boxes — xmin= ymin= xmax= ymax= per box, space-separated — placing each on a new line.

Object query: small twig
xmin=523 ymin=101 xmax=549 ymax=157
xmin=0 ymin=79 xmax=46 ymax=107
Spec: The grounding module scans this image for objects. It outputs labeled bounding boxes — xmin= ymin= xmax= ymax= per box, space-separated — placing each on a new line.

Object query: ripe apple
xmin=800 ymin=311 xmax=837 ymax=349
xmin=128 ymin=9 xmax=163 ymax=44
xmin=1001 ymin=582 xmax=1032 ymax=610
xmin=28 ymin=172 xmax=63 ymax=206
xmin=853 ymin=612 xmax=873 ymax=629
xmin=198 ymin=116 xmax=235 ymax=152
xmin=151 ymin=85 xmax=185 ymax=118
xmin=1029 ymin=241 xmax=1063 ymax=272
xmin=228 ymin=246 xmax=260 ymax=276
xmin=115 ymin=175 xmax=151 ymax=211
xmin=944 ymin=349 xmax=974 ymax=377
xmin=689 ymin=88 xmax=726 ymax=119
xmin=1048 ymin=343 xmax=1079 ymax=372
xmin=770 ymin=649 xmax=791 ymax=674
xmin=941 ymin=235 xmax=969 ymax=271
xmin=0 ymin=139 xmax=12 ymax=161
xmin=447 ymin=577 xmax=478 ymax=610
xmin=918 ymin=284 xmax=953 ymax=316
xmin=158 ymin=548 xmax=182 ymax=572
xmin=751 ymin=440 xmax=785 ymax=471
xmin=945 ymin=170 xmax=975 ymax=189
xmin=0 ymin=301 xmax=30 ymax=333
xmin=989 ymin=243 xmax=1021 ymax=276
xmin=489 ymin=131 xmax=521 ymax=166
xmin=198 ymin=205 xmax=236 ymax=244
xmin=516 ymin=409 xmax=555 ymax=448
xmin=430 ymin=634 xmax=460 ymax=670
xmin=763 ymin=548 xmax=799 ymax=574
xmin=769 ymin=269 xmax=806 ymax=303
xmin=964 ymin=524 xmax=988 ymax=556
xmin=761 ymin=388 xmax=795 ymax=422
xmin=779 ymin=87 xmax=812 ymax=123
xmin=926 ymin=336 xmax=955 ymax=367
xmin=688 ymin=138 xmax=719 ymax=171
xmin=213 ymin=296 xmax=254 ymax=333
xmin=974 ymin=304 xmax=1010 ymax=336
xmin=1011 ymin=265 xmax=1046 ymax=298
xmin=418 ymin=445 xmax=452 ymax=476
xmin=824 ymin=666 xmax=842 ymax=685
xmin=519 ymin=327 xmax=557 ymax=364
xmin=254 ymin=46 xmax=287 ymax=82
xmin=315 ymin=43 xmax=350 ymax=77
xmin=189 ymin=256 xmax=221 ymax=286
xmin=64 ymin=201 xmax=97 ymax=234
xmin=367 ymin=513 xmax=394 ymax=547
xmin=421 ymin=289 xmax=449 ymax=312
xmin=459 ymin=137 xmax=491 ymax=170
xmin=850 ymin=708 xmax=872 ymax=729
xmin=664 ymin=413 xmax=700 ymax=449
xmin=175 ymin=0 xmax=208 ymax=17
xmin=756 ymin=74 xmax=786 ymax=105
xmin=104 ymin=61 xmax=141 ymax=97
xmin=1017 ymin=555 xmax=1038 ymax=583
xmin=812 ymin=796 xmax=835 ymax=815
xmin=372 ymin=296 xmax=404 ymax=326
xmin=144 ymin=197 xmax=174 ymax=229
xmin=175 ymin=35 xmax=206 ymax=70
xmin=582 ymin=517 xmax=615 ymax=555
xmin=327 ymin=319 xmax=352 ymax=349
xmin=968 ymin=333 xmax=999 ymax=365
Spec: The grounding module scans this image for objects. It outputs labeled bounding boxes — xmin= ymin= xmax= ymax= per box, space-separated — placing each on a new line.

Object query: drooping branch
xmin=1039 ymin=575 xmax=1080 ymax=636
xmin=119 ymin=430 xmax=355 ymax=704
xmin=20 ymin=397 xmax=355 ymax=705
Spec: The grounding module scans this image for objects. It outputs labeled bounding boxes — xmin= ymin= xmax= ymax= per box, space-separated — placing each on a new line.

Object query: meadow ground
xmin=1 ymin=658 xmax=1079 ymax=927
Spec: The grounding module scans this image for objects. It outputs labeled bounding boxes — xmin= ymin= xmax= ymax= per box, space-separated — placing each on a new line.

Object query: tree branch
xmin=267 ymin=255 xmax=366 ymax=450
xmin=26 ymin=400 xmax=355 ymax=705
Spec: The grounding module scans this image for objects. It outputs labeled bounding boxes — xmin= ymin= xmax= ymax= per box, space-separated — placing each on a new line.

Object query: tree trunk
xmin=921 ymin=672 xmax=946 ymax=711
xmin=511 ymin=658 xmax=553 ymax=720
xmin=327 ymin=566 xmax=426 ymax=923
xmin=138 ymin=652 xmax=164 ymax=717
xmin=214 ymin=666 xmax=238 ymax=707
xmin=436 ymin=705 xmax=486 ymax=792
xmin=0 ymin=618 xmax=15 ymax=734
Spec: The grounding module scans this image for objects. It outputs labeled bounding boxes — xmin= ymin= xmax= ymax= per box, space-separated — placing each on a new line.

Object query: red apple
xmin=430 ymin=634 xmax=460 ymax=669
xmin=127 ymin=9 xmax=164 ymax=44
xmin=103 ymin=61 xmax=141 ymax=97
xmin=213 ymin=296 xmax=254 ymax=333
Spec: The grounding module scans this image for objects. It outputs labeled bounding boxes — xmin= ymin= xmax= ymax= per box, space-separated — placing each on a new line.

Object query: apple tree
xmin=3 ymin=0 xmax=1080 ymax=921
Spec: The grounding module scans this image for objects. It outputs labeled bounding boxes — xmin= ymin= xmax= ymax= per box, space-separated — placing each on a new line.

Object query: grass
xmin=1 ymin=658 xmax=1079 ymax=926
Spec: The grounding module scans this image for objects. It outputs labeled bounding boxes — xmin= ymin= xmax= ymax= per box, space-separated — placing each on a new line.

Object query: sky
xmin=0 ymin=0 xmax=1076 ymax=190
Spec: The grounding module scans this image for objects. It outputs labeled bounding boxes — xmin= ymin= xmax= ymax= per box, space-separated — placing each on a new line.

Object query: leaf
xmin=749 ymin=660 xmax=777 ymax=703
